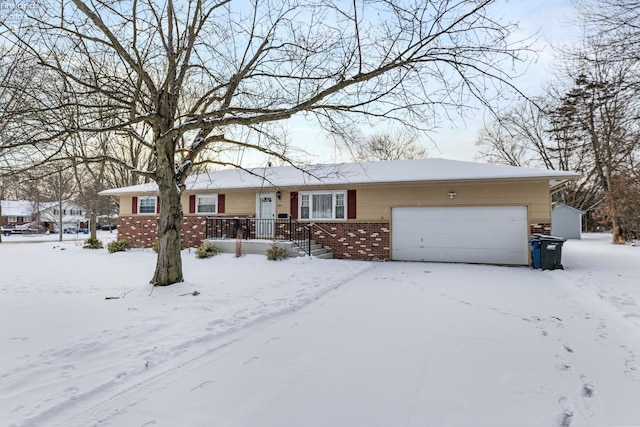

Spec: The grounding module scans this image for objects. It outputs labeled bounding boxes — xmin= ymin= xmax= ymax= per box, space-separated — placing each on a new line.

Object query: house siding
xmin=352 ymin=180 xmax=551 ymax=224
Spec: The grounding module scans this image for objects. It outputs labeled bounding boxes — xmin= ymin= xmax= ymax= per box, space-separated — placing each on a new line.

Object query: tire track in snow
xmin=18 ymin=263 xmax=374 ymax=427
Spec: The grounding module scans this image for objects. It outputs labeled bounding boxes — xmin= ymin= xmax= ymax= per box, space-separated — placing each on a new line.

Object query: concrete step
xmin=293 ymin=240 xmax=333 ymax=259
xmin=313 ymin=251 xmax=333 ymax=259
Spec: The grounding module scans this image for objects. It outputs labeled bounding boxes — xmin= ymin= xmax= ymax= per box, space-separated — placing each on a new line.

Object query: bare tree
xmin=550 ymin=43 xmax=639 ymax=243
xmin=577 ymin=0 xmax=640 ymax=66
xmin=1 ymin=0 xmax=534 ymax=285
xmin=475 ymin=98 xmax=601 ymax=211
xmin=353 ymin=131 xmax=428 ymax=162
xmin=478 ymin=34 xmax=640 ymax=242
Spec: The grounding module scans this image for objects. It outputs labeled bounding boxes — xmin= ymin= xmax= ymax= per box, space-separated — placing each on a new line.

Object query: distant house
xmin=552 ymin=202 xmax=584 ymax=240
xmin=0 ymin=200 xmax=88 ymax=232
xmin=0 ymin=201 xmax=36 ymax=227
xmin=100 ymin=158 xmax=579 ymax=265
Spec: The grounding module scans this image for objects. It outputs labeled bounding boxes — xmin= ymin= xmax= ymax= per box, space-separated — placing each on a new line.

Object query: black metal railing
xmin=206 ymin=216 xmax=312 ymax=255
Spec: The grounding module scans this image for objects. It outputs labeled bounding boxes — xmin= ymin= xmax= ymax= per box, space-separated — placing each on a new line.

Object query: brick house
xmin=99 ymin=158 xmax=578 ymax=265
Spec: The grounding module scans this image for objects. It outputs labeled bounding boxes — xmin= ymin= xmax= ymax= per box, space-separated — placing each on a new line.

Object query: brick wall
xmin=117 ymin=215 xmax=208 ymax=249
xmin=117 ymin=216 xmax=158 ymax=248
xmin=530 ymin=222 xmax=552 ymax=235
xmin=309 ymin=222 xmax=390 ymax=260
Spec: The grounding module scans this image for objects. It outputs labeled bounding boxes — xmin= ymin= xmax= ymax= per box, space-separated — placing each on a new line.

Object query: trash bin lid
xmin=536 ymin=235 xmax=567 ymax=242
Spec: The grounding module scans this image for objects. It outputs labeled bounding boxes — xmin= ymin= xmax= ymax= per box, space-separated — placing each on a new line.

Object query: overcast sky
xmin=267 ymin=0 xmax=583 ymax=167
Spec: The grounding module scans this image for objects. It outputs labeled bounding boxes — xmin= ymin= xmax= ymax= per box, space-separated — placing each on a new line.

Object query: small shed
xmin=552 ymin=202 xmax=584 ymax=239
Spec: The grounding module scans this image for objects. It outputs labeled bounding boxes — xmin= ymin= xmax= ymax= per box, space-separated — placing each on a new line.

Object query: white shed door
xmin=391 ymin=206 xmax=528 ymax=265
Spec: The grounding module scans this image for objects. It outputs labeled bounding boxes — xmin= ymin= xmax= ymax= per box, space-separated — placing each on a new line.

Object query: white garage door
xmin=391 ymin=206 xmax=529 ymax=265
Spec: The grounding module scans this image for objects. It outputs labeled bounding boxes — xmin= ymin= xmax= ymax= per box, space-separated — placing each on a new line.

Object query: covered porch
xmin=205 ymin=217 xmax=332 ymax=258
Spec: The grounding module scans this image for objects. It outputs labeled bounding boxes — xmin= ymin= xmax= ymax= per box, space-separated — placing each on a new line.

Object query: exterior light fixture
xmin=276 ymin=190 xmax=282 ymax=199
xmin=448 ymin=191 xmax=456 ymax=199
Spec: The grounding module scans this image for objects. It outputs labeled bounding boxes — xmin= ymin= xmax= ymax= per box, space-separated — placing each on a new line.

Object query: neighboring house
xmin=0 ymin=200 xmax=88 ymax=232
xmin=100 ymin=158 xmax=579 ymax=265
xmin=0 ymin=200 xmax=36 ymax=228
xmin=39 ymin=201 xmax=89 ymax=233
xmin=552 ymin=202 xmax=584 ymax=240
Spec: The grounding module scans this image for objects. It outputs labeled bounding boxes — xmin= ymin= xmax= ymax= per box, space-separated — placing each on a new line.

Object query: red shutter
xmin=156 ymin=196 xmax=160 ymax=213
xmin=189 ymin=195 xmax=196 ymax=214
xmin=218 ymin=194 xmax=225 ymax=213
xmin=347 ymin=190 xmax=356 ymax=219
xmin=290 ymin=191 xmax=298 ymax=219
xmin=132 ymin=196 xmax=138 ymax=214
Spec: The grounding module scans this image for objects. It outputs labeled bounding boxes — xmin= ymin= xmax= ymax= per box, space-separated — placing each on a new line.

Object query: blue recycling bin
xmin=529 ymin=239 xmax=542 ymax=269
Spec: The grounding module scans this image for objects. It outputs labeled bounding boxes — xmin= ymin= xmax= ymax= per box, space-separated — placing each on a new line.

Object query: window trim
xmin=138 ymin=196 xmax=157 ymax=215
xmin=298 ymin=190 xmax=347 ymax=221
xmin=195 ymin=194 xmax=218 ymax=214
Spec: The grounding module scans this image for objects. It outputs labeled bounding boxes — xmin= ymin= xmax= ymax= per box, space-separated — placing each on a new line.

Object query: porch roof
xmin=99 ymin=158 xmax=579 ymax=196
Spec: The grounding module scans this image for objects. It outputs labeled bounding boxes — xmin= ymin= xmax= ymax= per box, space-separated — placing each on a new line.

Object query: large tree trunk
xmin=89 ymin=209 xmax=97 ymax=240
xmin=151 ymin=138 xmax=184 ymax=285
xmin=607 ymin=192 xmax=626 ymax=244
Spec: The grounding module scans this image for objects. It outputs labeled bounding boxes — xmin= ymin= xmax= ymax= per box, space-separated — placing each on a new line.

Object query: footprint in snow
xmin=243 ymin=356 xmax=260 ymax=366
xmin=555 ymin=355 xmax=571 ymax=372
xmin=557 ymin=396 xmax=574 ymax=427
xmin=190 ymin=380 xmax=214 ymax=392
xmin=581 ymin=375 xmax=595 ymax=398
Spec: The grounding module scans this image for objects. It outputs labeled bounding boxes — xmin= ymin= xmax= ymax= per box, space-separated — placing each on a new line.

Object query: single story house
xmin=0 ymin=200 xmax=88 ymax=232
xmin=100 ymin=158 xmax=578 ymax=265
xmin=552 ymin=202 xmax=585 ymax=240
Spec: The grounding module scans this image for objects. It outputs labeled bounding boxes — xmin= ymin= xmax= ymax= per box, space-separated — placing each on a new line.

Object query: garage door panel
xmin=392 ymin=206 xmax=528 ymax=265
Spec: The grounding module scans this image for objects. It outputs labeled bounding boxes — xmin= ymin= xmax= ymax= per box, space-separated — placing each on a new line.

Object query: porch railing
xmin=205 ymin=216 xmax=312 ymax=255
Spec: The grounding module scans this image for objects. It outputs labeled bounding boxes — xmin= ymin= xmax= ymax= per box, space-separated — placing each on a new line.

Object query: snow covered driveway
xmin=1 ymin=234 xmax=639 ymax=426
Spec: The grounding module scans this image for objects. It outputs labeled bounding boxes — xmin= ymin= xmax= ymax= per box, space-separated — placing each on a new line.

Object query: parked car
xmin=13 ymin=222 xmax=41 ymax=233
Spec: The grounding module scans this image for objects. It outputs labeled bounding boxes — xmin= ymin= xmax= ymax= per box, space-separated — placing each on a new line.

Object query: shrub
xmin=266 ymin=242 xmax=289 ymax=261
xmin=195 ymin=241 xmax=222 ymax=259
xmin=83 ymin=237 xmax=103 ymax=249
xmin=107 ymin=239 xmax=132 ymax=253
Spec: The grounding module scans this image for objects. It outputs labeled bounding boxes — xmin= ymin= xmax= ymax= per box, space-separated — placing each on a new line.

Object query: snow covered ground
xmin=1 ymin=233 xmax=639 ymax=427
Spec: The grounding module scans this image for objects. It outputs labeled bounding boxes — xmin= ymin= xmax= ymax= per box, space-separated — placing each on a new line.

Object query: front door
xmin=256 ymin=193 xmax=276 ymax=238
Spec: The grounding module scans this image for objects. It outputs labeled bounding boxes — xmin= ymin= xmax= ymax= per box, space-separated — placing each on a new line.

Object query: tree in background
xmin=548 ymin=50 xmax=639 ymax=242
xmin=1 ymin=0 xmax=533 ymax=285
xmin=353 ymin=131 xmax=428 ymax=162
xmin=477 ymin=0 xmax=640 ymax=243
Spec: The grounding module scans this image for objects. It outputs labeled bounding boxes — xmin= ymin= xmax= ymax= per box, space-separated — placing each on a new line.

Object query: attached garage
xmin=391 ymin=206 xmax=529 ymax=265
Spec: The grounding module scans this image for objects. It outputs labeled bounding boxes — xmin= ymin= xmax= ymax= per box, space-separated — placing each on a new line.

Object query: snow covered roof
xmin=552 ymin=202 xmax=586 ymax=214
xmin=99 ymin=158 xmax=579 ymax=195
xmin=0 ymin=200 xmax=77 ymax=216
xmin=1 ymin=200 xmax=55 ymax=216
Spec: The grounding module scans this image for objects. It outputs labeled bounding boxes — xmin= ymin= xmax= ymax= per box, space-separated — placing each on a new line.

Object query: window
xmin=8 ymin=216 xmax=17 ymax=223
xmin=139 ymin=196 xmax=157 ymax=214
xmin=299 ymin=191 xmax=346 ymax=220
xmin=196 ymin=195 xmax=217 ymax=213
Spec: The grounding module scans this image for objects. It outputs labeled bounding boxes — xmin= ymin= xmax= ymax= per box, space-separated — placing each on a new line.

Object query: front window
xmin=8 ymin=216 xmax=17 ymax=223
xmin=299 ymin=191 xmax=346 ymax=220
xmin=139 ymin=196 xmax=156 ymax=214
xmin=197 ymin=195 xmax=217 ymax=213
